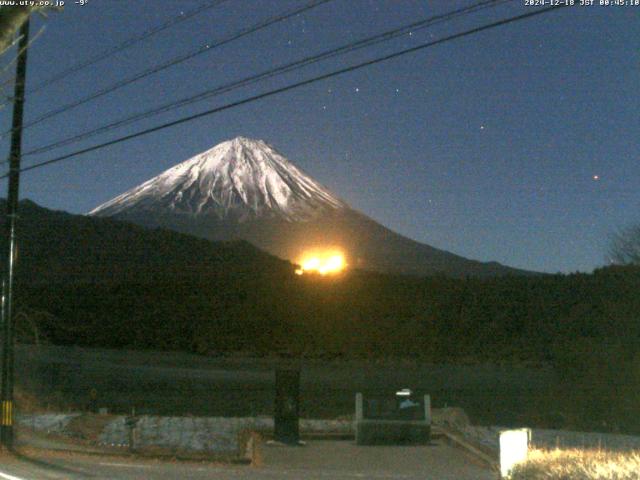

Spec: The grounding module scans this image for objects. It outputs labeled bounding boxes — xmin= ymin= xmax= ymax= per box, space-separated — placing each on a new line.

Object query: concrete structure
xmin=354 ymin=392 xmax=431 ymax=445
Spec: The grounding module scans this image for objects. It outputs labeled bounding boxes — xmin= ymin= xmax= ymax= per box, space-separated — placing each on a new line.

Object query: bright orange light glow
xmin=295 ymin=250 xmax=346 ymax=276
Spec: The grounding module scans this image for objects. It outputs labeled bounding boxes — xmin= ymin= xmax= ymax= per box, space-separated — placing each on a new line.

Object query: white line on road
xmin=255 ymin=468 xmax=414 ymax=479
xmin=98 ymin=462 xmax=153 ymax=469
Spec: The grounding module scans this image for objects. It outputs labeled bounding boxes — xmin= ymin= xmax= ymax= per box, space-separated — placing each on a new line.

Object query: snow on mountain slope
xmin=90 ymin=137 xmax=346 ymax=222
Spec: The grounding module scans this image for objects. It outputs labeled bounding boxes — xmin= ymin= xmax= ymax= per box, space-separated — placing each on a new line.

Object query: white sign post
xmin=499 ymin=428 xmax=530 ymax=478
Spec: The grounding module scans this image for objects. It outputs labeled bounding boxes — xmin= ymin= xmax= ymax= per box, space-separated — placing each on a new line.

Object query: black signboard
xmin=274 ymin=369 xmax=300 ymax=444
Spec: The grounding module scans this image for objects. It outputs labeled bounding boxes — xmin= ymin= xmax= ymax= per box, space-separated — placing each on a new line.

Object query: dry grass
xmin=65 ymin=413 xmax=117 ymax=442
xmin=15 ymin=387 xmax=76 ymax=413
xmin=509 ymin=448 xmax=640 ymax=480
xmin=14 ymin=387 xmax=49 ymax=413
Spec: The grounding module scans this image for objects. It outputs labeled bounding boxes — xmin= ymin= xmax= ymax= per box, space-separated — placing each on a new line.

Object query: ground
xmin=0 ymin=439 xmax=494 ymax=480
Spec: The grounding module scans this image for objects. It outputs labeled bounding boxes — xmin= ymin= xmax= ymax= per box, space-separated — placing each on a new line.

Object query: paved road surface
xmin=0 ymin=440 xmax=495 ymax=479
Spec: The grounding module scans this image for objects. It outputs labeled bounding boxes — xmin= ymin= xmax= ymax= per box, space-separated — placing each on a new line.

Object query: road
xmin=0 ymin=439 xmax=495 ymax=480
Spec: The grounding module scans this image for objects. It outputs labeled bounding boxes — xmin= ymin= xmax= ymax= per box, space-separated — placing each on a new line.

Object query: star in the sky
xmin=355 ymin=87 xmax=360 ymax=93
xmin=593 ymin=174 xmax=600 ymax=181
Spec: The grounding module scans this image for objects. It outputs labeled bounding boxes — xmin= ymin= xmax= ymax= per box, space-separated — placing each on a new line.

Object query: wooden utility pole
xmin=1 ymin=17 xmax=30 ymax=448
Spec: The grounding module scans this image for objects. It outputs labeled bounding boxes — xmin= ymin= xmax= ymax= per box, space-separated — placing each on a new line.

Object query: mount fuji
xmin=90 ymin=137 xmax=529 ymax=277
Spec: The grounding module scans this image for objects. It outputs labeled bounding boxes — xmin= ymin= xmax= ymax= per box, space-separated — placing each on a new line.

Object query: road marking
xmin=0 ymin=471 xmax=28 ymax=480
xmin=98 ymin=462 xmax=152 ymax=469
xmin=256 ymin=468 xmax=414 ymax=479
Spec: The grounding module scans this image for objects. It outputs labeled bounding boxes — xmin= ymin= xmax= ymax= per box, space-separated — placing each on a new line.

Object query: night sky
xmin=0 ymin=0 xmax=638 ymax=274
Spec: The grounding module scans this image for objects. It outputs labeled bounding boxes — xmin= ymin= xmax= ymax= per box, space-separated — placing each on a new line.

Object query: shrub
xmin=510 ymin=448 xmax=640 ymax=480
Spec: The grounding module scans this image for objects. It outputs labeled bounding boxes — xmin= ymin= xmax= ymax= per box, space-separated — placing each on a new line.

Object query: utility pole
xmin=1 ymin=17 xmax=30 ymax=448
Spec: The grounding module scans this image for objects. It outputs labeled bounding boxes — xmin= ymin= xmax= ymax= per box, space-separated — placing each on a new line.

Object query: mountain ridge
xmin=1 ymin=198 xmax=291 ymax=286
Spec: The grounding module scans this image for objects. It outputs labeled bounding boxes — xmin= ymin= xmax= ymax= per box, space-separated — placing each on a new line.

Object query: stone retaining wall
xmin=17 ymin=413 xmax=352 ymax=453
xmin=18 ymin=413 xmax=81 ymax=434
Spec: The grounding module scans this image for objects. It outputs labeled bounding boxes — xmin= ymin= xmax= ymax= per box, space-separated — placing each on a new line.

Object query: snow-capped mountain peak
xmin=89 ymin=137 xmax=347 ymax=222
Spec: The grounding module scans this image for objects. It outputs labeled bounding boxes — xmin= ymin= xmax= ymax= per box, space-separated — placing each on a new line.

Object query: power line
xmin=26 ymin=0 xmax=231 ymax=94
xmin=0 ymin=24 xmax=45 ymax=111
xmin=0 ymin=1 xmax=229 ymax=111
xmin=0 ymin=30 xmax=24 ymax=59
xmin=0 ymin=25 xmax=46 ymax=82
xmin=0 ymin=0 xmax=334 ymax=141
xmin=0 ymin=4 xmax=567 ymax=181
xmin=0 ymin=25 xmax=46 ymax=79
xmin=21 ymin=0 xmax=509 ymax=159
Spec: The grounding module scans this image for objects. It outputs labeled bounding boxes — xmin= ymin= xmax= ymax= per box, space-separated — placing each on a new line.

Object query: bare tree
xmin=609 ymin=225 xmax=640 ymax=266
